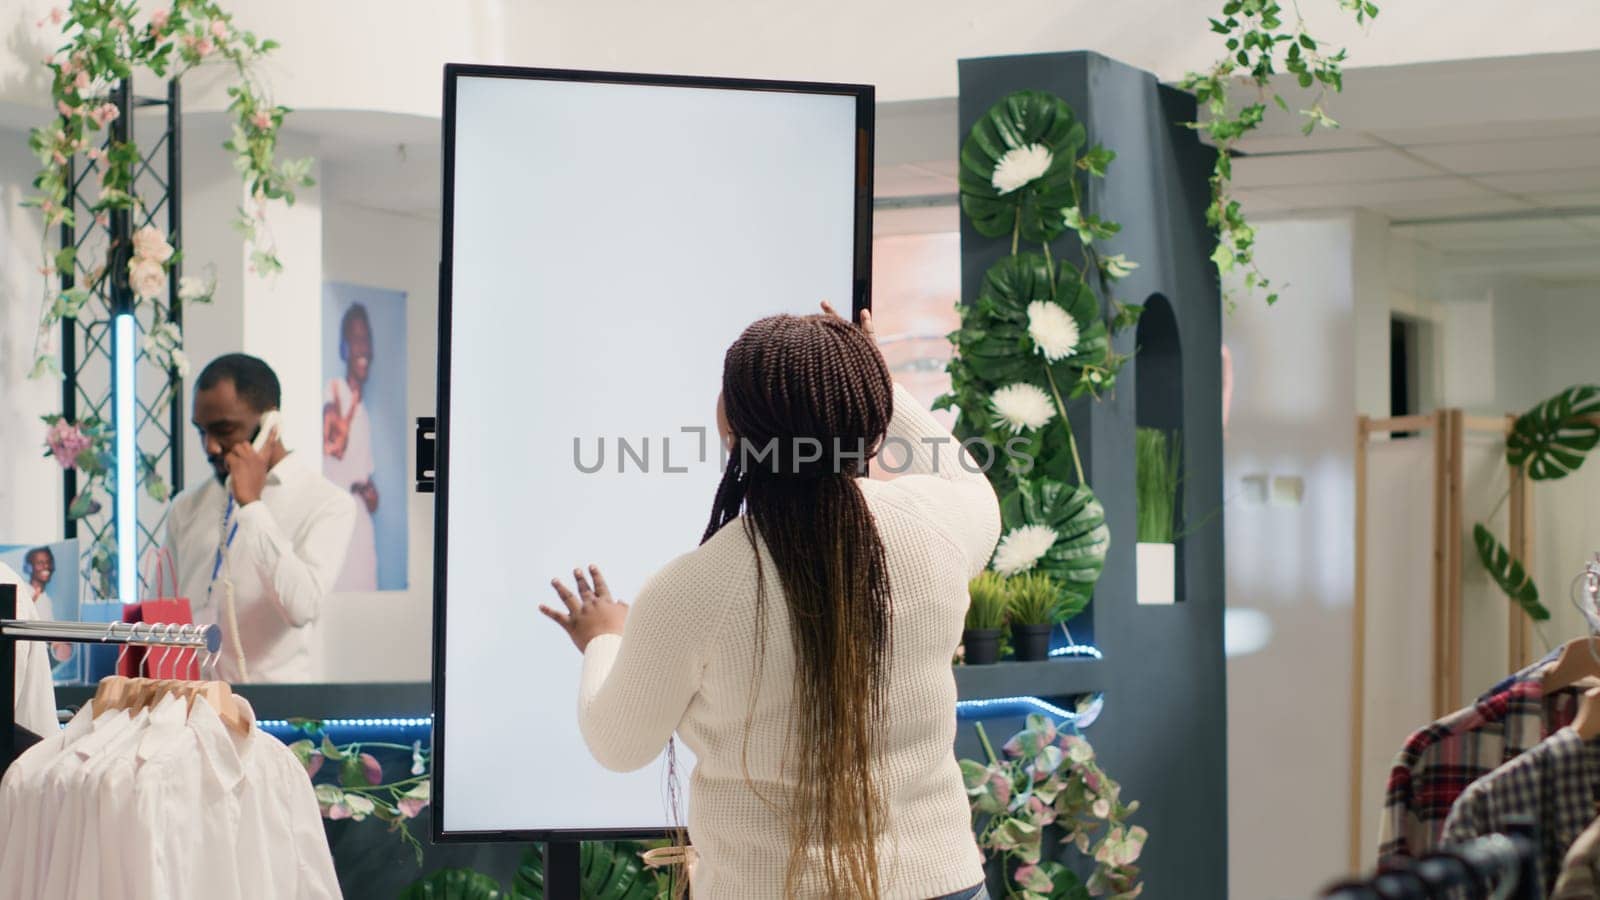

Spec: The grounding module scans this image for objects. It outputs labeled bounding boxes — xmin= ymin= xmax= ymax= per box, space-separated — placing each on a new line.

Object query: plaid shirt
xmin=1377 ymin=679 xmax=1581 ymax=864
xmin=1440 ymin=728 xmax=1600 ymax=894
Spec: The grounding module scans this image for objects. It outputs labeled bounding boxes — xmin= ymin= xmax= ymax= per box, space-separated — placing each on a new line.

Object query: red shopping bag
xmin=118 ymin=549 xmax=199 ymax=679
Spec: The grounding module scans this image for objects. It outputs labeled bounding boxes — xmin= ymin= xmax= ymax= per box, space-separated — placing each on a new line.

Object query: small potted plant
xmin=1135 ymin=427 xmax=1181 ymax=606
xmin=1007 ymin=572 xmax=1066 ymax=661
xmin=964 ymin=571 xmax=1009 ymax=665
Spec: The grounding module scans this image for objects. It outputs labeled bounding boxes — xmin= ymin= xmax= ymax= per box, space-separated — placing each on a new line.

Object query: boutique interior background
xmin=1 ymin=0 xmax=1600 ymax=897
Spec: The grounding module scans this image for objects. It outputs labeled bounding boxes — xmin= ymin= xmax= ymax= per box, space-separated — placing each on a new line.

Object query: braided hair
xmin=701 ymin=312 xmax=895 ymax=899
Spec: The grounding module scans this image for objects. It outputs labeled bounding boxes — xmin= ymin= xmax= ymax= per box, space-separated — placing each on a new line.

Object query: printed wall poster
xmin=0 ymin=539 xmax=84 ymax=683
xmin=322 ymin=282 xmax=410 ymax=592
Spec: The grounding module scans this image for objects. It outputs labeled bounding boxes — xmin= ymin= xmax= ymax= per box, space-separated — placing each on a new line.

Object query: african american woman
xmin=542 ymin=302 xmax=1001 ymax=900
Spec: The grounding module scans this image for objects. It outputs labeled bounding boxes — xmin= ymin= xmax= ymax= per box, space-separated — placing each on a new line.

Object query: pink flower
xmin=251 ymin=110 xmax=271 ymax=130
xmin=46 ymin=421 xmax=92 ymax=469
xmin=359 ymin=753 xmax=383 ymax=786
xmin=397 ymin=797 xmax=428 ymax=819
xmin=110 ymin=17 xmax=125 ymax=32
xmin=74 ymin=70 xmax=89 ymax=90
xmin=305 ymin=754 xmax=324 ymax=778
xmin=133 ymin=225 xmax=174 ymax=263
xmin=90 ymin=103 xmax=119 ymax=127
xmin=325 ymin=803 xmax=351 ymax=821
xmin=51 ymin=151 xmax=66 ymax=165
xmin=129 ymin=257 xmax=167 ymax=299
xmin=196 ymin=37 xmax=214 ymax=57
xmin=150 ymin=8 xmax=170 ymax=30
xmin=57 ymin=100 xmax=74 ymax=117
xmin=49 ymin=8 xmax=64 ymax=24
xmin=210 ymin=20 xmax=226 ymax=38
xmin=86 ymin=147 xmax=103 ymax=161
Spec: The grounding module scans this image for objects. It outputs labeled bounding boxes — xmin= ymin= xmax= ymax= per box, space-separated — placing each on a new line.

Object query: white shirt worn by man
xmin=164 ymin=452 xmax=357 ymax=683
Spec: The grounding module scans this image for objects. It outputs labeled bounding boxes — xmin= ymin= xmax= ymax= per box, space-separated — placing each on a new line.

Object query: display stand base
xmin=545 ymin=840 xmax=580 ymax=899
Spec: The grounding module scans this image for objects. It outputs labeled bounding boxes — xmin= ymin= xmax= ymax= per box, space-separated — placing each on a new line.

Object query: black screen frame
xmin=431 ymin=63 xmax=874 ymax=843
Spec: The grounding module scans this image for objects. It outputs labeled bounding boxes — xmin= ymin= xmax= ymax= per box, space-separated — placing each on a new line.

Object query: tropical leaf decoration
xmin=1473 ymin=524 xmax=1548 ymax=622
xmin=959 ymin=91 xmax=1086 ymax=243
xmin=1506 ymin=384 xmax=1600 ymax=481
xmin=1001 ymin=479 xmax=1109 ymax=614
xmin=399 ymin=868 xmax=505 ymax=900
xmin=510 ymin=843 xmax=665 ymax=900
xmin=1475 ymin=384 xmax=1599 ymax=621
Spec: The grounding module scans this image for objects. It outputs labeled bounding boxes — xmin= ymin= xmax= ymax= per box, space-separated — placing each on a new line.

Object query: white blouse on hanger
xmin=0 ymin=693 xmax=342 ymax=899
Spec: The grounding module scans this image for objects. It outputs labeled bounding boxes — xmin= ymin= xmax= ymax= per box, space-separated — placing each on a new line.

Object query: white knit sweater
xmin=579 ymin=383 xmax=1002 ymax=899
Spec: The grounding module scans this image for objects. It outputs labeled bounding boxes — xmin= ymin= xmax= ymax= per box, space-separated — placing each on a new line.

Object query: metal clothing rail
xmin=1321 ymin=831 xmax=1540 ymax=899
xmin=0 ymin=583 xmax=222 ymax=774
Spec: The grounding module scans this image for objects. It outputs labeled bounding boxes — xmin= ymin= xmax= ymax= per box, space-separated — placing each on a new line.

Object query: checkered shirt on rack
xmin=1440 ymin=727 xmax=1600 ymax=895
xmin=1376 ymin=679 xmax=1581 ymax=865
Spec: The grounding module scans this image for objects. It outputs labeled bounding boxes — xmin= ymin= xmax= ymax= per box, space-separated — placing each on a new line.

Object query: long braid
xmin=697 ymin=313 xmax=894 ymax=899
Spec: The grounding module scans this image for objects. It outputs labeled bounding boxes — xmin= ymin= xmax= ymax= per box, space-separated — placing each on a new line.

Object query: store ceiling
xmin=299 ymin=50 xmax=1600 ymax=282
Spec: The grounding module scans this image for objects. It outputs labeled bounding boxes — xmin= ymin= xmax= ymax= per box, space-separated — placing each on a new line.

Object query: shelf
xmin=953 ymin=656 xmax=1105 ymax=701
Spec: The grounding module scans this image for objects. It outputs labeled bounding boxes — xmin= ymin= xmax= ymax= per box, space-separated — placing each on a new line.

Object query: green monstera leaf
xmin=960 ymin=91 xmax=1086 ymax=243
xmin=950 ymin=254 xmax=1109 ymax=390
xmin=1001 ymin=478 xmax=1109 ymax=613
xmin=511 ymin=843 xmax=662 ymax=900
xmin=1507 ymin=384 xmax=1600 ymax=481
xmin=1473 ymin=523 xmax=1548 ymax=622
xmin=399 ymin=868 xmax=504 ymax=900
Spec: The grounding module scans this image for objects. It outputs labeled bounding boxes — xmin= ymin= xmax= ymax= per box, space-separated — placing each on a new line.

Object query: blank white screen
xmin=441 ymin=73 xmax=860 ymax=833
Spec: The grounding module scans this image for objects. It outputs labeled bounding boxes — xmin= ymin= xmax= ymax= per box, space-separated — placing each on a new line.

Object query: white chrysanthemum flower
xmin=990 ymin=383 xmax=1055 ymax=434
xmin=992 ymin=524 xmax=1059 ymax=576
xmin=991 ymin=143 xmax=1053 ymax=195
xmin=1027 ymin=301 xmax=1081 ymax=362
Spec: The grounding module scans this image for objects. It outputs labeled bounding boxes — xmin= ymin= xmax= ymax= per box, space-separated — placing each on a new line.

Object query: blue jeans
xmin=929 ymin=885 xmax=988 ymax=900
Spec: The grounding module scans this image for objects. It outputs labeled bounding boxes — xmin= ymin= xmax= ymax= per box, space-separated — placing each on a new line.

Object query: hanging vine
xmin=24 ymin=0 xmax=311 ymax=546
xmin=1180 ymin=0 xmax=1378 ymax=307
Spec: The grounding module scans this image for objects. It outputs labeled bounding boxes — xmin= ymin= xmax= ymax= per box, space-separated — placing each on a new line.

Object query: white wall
xmin=317 ymin=196 xmax=438 ymax=683
xmin=1224 ymin=215 xmax=1359 ymax=900
xmin=0 ymin=124 xmax=62 ymax=544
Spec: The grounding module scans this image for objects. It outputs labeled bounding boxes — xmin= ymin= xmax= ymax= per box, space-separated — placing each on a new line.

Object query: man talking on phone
xmin=164 ymin=353 xmax=358 ymax=683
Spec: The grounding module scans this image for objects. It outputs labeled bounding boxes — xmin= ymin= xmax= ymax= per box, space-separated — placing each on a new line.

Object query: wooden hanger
xmin=1542 ymin=637 xmax=1600 ymax=692
xmin=91 ymin=675 xmax=129 ymax=716
xmin=1575 ymin=686 xmax=1600 ymax=742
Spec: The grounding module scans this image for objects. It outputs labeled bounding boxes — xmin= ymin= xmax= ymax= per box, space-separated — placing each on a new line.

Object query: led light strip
xmin=1049 ymin=644 xmax=1103 ymax=659
xmin=258 ymin=717 xmax=434 ymax=730
xmin=257 ymin=696 xmax=1104 ymax=733
xmin=114 ymin=314 xmax=137 ymax=604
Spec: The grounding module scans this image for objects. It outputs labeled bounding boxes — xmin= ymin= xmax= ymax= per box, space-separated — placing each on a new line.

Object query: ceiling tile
xmin=1265 ymin=176 xmax=1494 ymax=212
xmin=1232 ymin=148 xmax=1438 ymax=189
xmin=1369 ymin=118 xmax=1600 ymax=148
xmin=1473 ymin=167 xmax=1600 ymax=195
xmin=1374 ymin=195 xmax=1531 ymax=222
xmin=1404 ymin=135 xmax=1600 ymax=176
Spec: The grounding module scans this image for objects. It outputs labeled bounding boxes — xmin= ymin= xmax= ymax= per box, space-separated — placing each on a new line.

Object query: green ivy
xmin=1179 ymin=0 xmax=1377 ymax=308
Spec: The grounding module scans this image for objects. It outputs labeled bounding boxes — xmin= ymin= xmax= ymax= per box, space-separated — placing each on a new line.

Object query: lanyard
xmin=207 ymin=495 xmax=240 ymax=601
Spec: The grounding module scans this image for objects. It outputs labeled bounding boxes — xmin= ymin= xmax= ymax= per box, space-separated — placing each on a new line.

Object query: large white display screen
xmin=435 ymin=67 xmax=868 ymax=837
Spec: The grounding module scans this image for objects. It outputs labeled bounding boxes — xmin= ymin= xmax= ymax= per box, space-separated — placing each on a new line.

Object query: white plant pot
xmin=1136 ymin=542 xmax=1176 ymax=606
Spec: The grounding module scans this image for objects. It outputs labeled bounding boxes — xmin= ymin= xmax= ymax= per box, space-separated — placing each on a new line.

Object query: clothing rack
xmin=0 ymin=583 xmax=222 ymax=775
xmin=1322 ymin=830 xmax=1540 ymax=899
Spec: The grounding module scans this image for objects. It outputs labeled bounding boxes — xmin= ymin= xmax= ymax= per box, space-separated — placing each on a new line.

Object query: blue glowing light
xmin=258 ymin=717 xmax=434 ymax=730
xmin=955 ymin=694 xmax=1103 ymax=729
xmin=114 ymin=313 xmax=137 ymax=604
xmin=1048 ymin=643 xmax=1103 ymax=659
xmin=255 ymin=697 xmax=1103 ymax=734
